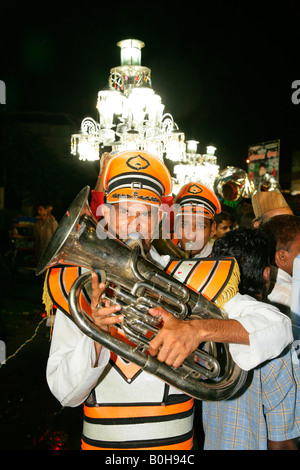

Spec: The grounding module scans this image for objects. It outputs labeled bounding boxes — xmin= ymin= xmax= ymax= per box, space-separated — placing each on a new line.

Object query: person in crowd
xmin=252 ymin=190 xmax=293 ymax=227
xmin=34 ymin=203 xmax=58 ymax=262
xmin=237 ymin=208 xmax=256 ymax=228
xmin=46 ymin=151 xmax=293 ymax=450
xmin=201 ymin=227 xmax=300 ymax=450
xmin=236 ymin=197 xmax=256 ymax=228
xmin=261 ymin=215 xmax=300 ymax=451
xmin=260 ymin=215 xmax=300 ymax=311
xmin=220 ymin=203 xmax=238 ymax=227
xmin=171 ymin=182 xmax=221 ymax=258
xmin=211 ymin=208 xmax=234 ymax=241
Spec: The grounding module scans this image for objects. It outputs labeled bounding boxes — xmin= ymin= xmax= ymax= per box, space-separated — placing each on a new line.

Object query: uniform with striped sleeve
xmin=45 ymin=256 xmax=237 ymax=450
xmin=45 ymin=265 xmax=194 ymax=450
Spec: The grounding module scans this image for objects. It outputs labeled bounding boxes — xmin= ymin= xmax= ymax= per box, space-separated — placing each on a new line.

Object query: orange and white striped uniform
xmin=45 ymin=266 xmax=195 ymax=450
xmin=81 ymin=332 xmax=195 ymax=450
xmin=45 ymin=256 xmax=238 ymax=450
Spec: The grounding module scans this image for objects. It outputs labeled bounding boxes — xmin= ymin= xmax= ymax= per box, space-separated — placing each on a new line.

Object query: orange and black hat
xmin=174 ymin=182 xmax=221 ymax=219
xmin=103 ymin=150 xmax=173 ymax=206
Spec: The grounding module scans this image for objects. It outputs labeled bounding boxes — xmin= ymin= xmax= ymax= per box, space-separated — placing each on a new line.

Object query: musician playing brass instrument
xmin=46 ymin=150 xmax=293 ymax=450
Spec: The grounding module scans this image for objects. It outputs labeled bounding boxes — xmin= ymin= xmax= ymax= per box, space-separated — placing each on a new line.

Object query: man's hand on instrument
xmin=147 ymin=306 xmax=203 ymax=368
xmin=91 ymin=272 xmax=123 ymax=333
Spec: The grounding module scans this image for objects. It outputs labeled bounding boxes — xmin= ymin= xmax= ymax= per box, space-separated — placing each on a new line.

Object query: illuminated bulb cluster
xmin=173 ymin=144 xmax=219 ymax=192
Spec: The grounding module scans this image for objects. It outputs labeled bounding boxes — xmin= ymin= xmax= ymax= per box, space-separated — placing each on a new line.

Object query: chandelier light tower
xmin=71 ymin=39 xmax=219 ymax=189
xmin=173 ymin=143 xmax=219 ymax=192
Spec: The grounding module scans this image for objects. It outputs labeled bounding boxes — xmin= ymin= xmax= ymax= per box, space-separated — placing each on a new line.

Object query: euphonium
xmin=36 ymin=186 xmax=247 ymax=401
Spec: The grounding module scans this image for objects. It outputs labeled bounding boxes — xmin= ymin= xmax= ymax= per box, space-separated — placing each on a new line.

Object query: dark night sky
xmin=1 ymin=1 xmax=300 ymax=174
